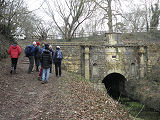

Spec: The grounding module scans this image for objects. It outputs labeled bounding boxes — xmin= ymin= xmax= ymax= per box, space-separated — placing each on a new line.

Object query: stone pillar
xmin=147 ymin=60 xmax=152 ymax=73
xmin=84 ymin=46 xmax=90 ymax=80
xmin=108 ymin=33 xmax=118 ymax=45
xmin=139 ymin=47 xmax=145 ymax=78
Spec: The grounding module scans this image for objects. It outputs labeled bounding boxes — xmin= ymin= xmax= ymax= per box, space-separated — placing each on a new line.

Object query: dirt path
xmin=0 ymin=54 xmax=66 ymax=119
xmin=0 ymin=54 xmax=131 ymax=120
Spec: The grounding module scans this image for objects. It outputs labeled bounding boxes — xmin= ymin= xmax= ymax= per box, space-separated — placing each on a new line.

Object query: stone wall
xmin=89 ymin=45 xmax=148 ymax=83
xmin=48 ymin=40 xmax=149 ymax=84
xmin=49 ymin=42 xmax=83 ymax=74
xmin=147 ymin=45 xmax=160 ymax=72
xmin=89 ymin=46 xmax=106 ymax=83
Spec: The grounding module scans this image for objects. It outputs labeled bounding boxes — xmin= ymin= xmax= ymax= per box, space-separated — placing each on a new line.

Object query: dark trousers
xmin=11 ymin=58 xmax=18 ymax=70
xmin=28 ymin=56 xmax=34 ymax=73
xmin=50 ymin=65 xmax=52 ymax=73
xmin=34 ymin=57 xmax=39 ymax=71
xmin=55 ymin=62 xmax=61 ymax=76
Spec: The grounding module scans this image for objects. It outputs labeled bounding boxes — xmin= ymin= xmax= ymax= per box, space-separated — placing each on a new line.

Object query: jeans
xmin=42 ymin=68 xmax=50 ymax=82
xmin=28 ymin=56 xmax=34 ymax=73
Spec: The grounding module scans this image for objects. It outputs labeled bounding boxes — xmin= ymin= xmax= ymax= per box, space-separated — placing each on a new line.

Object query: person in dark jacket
xmin=53 ymin=46 xmax=63 ymax=77
xmin=38 ymin=43 xmax=45 ymax=80
xmin=28 ymin=41 xmax=36 ymax=74
xmin=8 ymin=41 xmax=21 ymax=74
xmin=49 ymin=45 xmax=54 ymax=73
xmin=34 ymin=42 xmax=40 ymax=72
xmin=40 ymin=44 xmax=52 ymax=84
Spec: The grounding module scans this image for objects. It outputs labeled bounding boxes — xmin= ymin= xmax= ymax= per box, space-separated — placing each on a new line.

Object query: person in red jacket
xmin=8 ymin=41 xmax=21 ymax=74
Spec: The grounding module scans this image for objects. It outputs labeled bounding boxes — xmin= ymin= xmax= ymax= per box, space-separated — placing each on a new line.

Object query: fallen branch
xmin=134 ymin=105 xmax=144 ymax=119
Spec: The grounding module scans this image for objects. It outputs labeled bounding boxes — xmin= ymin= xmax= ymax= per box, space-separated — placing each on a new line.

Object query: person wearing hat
xmin=40 ymin=44 xmax=52 ymax=84
xmin=28 ymin=41 xmax=36 ymax=74
xmin=8 ymin=41 xmax=21 ymax=74
xmin=34 ymin=42 xmax=40 ymax=72
xmin=53 ymin=46 xmax=63 ymax=77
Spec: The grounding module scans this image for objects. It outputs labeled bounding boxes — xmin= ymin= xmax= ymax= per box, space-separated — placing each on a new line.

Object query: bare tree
xmin=92 ymin=0 xmax=131 ymax=33
xmin=92 ymin=0 xmax=120 ymax=33
xmin=122 ymin=0 xmax=160 ymax=32
xmin=0 ymin=0 xmax=7 ymax=34
xmin=5 ymin=0 xmax=25 ymax=35
xmin=45 ymin=0 xmax=96 ymax=41
xmin=0 ymin=0 xmax=6 ymax=21
xmin=150 ymin=0 xmax=160 ymax=31
xmin=123 ymin=7 xmax=147 ymax=32
xmin=0 ymin=0 xmax=32 ymax=38
xmin=0 ymin=0 xmax=51 ymax=41
xmin=17 ymin=13 xmax=48 ymax=40
xmin=34 ymin=20 xmax=52 ymax=41
xmin=20 ymin=13 xmax=38 ymax=38
xmin=141 ymin=0 xmax=160 ymax=32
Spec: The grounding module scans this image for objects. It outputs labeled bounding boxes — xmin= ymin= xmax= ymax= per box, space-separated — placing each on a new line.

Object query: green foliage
xmin=0 ymin=23 xmax=14 ymax=40
xmin=0 ymin=34 xmax=13 ymax=60
xmin=0 ymin=0 xmax=15 ymax=41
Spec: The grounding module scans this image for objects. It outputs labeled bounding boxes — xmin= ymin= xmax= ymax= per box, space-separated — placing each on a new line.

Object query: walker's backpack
xmin=56 ymin=50 xmax=63 ymax=59
xmin=25 ymin=45 xmax=31 ymax=57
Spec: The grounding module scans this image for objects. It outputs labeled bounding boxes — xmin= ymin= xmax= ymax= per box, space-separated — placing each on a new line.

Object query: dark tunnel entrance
xmin=102 ymin=73 xmax=126 ymax=99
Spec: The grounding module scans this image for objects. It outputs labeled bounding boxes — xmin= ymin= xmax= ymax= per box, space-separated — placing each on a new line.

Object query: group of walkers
xmin=8 ymin=41 xmax=63 ymax=84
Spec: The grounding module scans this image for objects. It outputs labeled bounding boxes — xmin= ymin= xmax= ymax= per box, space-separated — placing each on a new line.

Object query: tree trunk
xmin=107 ymin=0 xmax=113 ymax=33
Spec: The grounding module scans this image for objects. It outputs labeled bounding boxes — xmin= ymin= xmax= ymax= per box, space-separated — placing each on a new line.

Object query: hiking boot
xmin=10 ymin=70 xmax=12 ymax=75
xmin=10 ymin=67 xmax=14 ymax=75
xmin=28 ymin=71 xmax=33 ymax=74
xmin=36 ymin=66 xmax=39 ymax=72
xmin=13 ymin=70 xmax=17 ymax=74
xmin=38 ymin=76 xmax=41 ymax=81
xmin=41 ymin=81 xmax=45 ymax=84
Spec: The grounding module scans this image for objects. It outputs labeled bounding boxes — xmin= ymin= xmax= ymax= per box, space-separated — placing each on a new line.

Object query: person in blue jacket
xmin=53 ymin=46 xmax=63 ymax=77
xmin=28 ymin=41 xmax=36 ymax=74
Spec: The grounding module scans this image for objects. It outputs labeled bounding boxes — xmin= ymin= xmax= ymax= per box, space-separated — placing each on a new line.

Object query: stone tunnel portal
xmin=102 ymin=73 xmax=127 ymax=99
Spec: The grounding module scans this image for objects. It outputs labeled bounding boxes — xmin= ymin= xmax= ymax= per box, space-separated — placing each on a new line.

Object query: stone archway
xmin=102 ymin=73 xmax=127 ymax=99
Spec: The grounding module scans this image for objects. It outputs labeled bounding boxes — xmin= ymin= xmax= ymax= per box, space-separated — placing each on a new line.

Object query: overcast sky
xmin=26 ymin=0 xmax=160 ymax=14
xmin=25 ymin=0 xmax=49 ymax=21
xmin=26 ymin=0 xmax=44 ymax=11
xmin=25 ymin=0 xmax=159 ymax=19
xmin=25 ymin=0 xmax=160 ymax=32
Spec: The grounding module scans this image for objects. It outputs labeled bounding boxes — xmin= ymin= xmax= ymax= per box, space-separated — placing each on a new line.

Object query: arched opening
xmin=92 ymin=63 xmax=98 ymax=76
xmin=102 ymin=73 xmax=126 ymax=99
xmin=131 ymin=63 xmax=136 ymax=76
